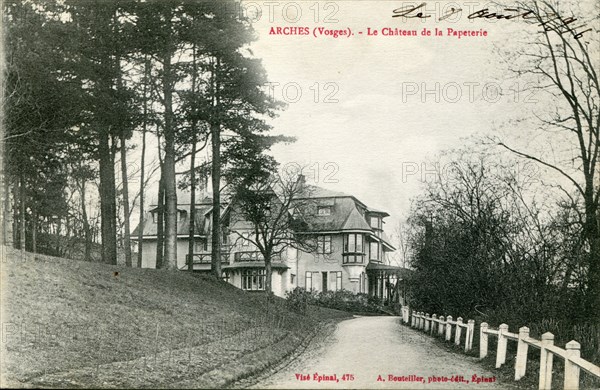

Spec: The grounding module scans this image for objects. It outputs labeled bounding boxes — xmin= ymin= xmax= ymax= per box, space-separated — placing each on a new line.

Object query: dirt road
xmin=252 ymin=316 xmax=507 ymax=389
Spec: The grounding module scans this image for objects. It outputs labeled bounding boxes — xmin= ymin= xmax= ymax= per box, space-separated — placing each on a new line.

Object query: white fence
xmin=400 ymin=307 xmax=600 ymax=390
xmin=403 ymin=308 xmax=475 ymax=352
xmin=481 ymin=323 xmax=600 ymax=390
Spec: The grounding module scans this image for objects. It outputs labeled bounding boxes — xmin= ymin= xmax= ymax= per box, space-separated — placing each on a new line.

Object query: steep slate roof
xmin=297 ymin=196 xmax=372 ymax=232
xmin=291 ymin=184 xmax=396 ymax=250
xmin=342 ymin=206 xmax=372 ymax=231
xmin=132 ymin=201 xmax=213 ymax=239
xmin=134 ymin=185 xmax=395 ymax=250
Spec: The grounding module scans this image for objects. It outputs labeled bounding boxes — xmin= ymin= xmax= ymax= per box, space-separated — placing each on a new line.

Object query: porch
xmin=366 ymin=262 xmax=412 ymax=305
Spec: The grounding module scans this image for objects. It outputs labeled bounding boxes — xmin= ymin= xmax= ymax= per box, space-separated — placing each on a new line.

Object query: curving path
xmin=252 ymin=316 xmax=508 ymax=389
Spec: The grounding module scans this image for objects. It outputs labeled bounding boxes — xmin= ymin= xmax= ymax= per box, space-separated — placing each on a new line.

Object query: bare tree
xmin=392 ymin=221 xmax=412 ymax=268
xmin=492 ymin=0 xmax=599 ymax=319
xmin=228 ymin=173 xmax=321 ymax=294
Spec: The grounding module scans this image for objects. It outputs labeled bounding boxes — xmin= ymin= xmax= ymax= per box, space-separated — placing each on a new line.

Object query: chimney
xmin=297 ymin=174 xmax=306 ymax=189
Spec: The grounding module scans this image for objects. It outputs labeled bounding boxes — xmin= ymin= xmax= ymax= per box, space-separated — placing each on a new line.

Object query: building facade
xmin=133 ymin=184 xmax=410 ymax=303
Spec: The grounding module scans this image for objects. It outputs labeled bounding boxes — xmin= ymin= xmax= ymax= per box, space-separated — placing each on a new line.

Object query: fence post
xmin=445 ymin=316 xmax=453 ymax=341
xmin=496 ymin=323 xmax=509 ymax=368
xmin=425 ymin=313 xmax=430 ymax=332
xmin=431 ymin=314 xmax=437 ymax=336
xmin=538 ymin=332 xmax=554 ymax=390
xmin=419 ymin=312 xmax=424 ymax=330
xmin=515 ymin=326 xmax=529 ymax=380
xmin=564 ymin=340 xmax=581 ymax=390
xmin=438 ymin=316 xmax=445 ymax=337
xmin=466 ymin=320 xmax=475 ymax=352
xmin=411 ymin=310 xmax=416 ymax=327
xmin=480 ymin=322 xmax=489 ymax=359
xmin=454 ymin=317 xmax=463 ymax=346
xmin=415 ymin=312 xmax=420 ymax=329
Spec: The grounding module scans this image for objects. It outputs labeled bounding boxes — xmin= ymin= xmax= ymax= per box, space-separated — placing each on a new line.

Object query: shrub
xmin=315 ymin=290 xmax=385 ymax=314
xmin=285 ymin=287 xmax=316 ymax=315
xmin=285 ymin=288 xmax=389 ymax=315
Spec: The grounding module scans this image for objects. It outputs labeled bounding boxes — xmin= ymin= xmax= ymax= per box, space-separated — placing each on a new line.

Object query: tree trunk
xmin=19 ymin=173 xmax=25 ymax=251
xmin=265 ymin=255 xmax=273 ymax=294
xmin=99 ymin=129 xmax=117 ymax=265
xmin=188 ymin=134 xmax=197 ymax=272
xmin=137 ymin=56 xmax=149 ymax=269
xmin=3 ymin=174 xmax=13 ymax=247
xmin=56 ymin=217 xmax=61 ymax=256
xmin=211 ymin=121 xmax=221 ymax=279
xmin=12 ymin=180 xmax=18 ymax=248
xmin=161 ymin=17 xmax=178 ymax=270
xmin=79 ymin=178 xmax=92 ymax=262
xmin=210 ymin=58 xmax=222 ymax=279
xmin=187 ymin=45 xmax=198 ymax=273
xmin=156 ymin=173 xmax=165 ymax=269
xmin=584 ymin=184 xmax=600 ymax=321
xmin=120 ymin=133 xmax=132 ymax=267
xmin=31 ymin=208 xmax=36 ymax=253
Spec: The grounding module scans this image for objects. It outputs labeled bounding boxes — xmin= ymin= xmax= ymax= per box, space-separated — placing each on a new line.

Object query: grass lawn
xmin=0 ymin=246 xmax=351 ymax=388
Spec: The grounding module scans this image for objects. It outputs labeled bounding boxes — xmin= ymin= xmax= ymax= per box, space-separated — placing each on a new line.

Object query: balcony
xmin=234 ymin=251 xmax=281 ymax=263
xmin=186 ymin=252 xmax=230 ymax=265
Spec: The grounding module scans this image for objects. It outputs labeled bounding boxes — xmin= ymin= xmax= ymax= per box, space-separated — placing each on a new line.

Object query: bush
xmin=285 ymin=288 xmax=389 ymax=315
xmin=315 ymin=290 xmax=385 ymax=314
xmin=285 ymin=287 xmax=316 ymax=315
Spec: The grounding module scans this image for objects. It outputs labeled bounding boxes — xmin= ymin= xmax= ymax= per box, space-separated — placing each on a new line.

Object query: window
xmin=291 ymin=274 xmax=296 ymax=284
xmin=318 ymin=206 xmax=331 ymax=215
xmin=317 ymin=235 xmax=332 ymax=254
xmin=305 ymin=271 xmax=313 ymax=290
xmin=241 ymin=269 xmax=265 ymax=291
xmin=370 ymin=216 xmax=382 ymax=230
xmin=343 ymin=234 xmax=364 ymax=253
xmin=370 ymin=241 xmax=380 ymax=261
xmin=329 ymin=271 xmax=342 ymax=291
xmin=343 ymin=254 xmax=364 ymax=264
xmin=343 ymin=234 xmax=364 ymax=263
xmin=222 ymin=272 xmax=230 ymax=283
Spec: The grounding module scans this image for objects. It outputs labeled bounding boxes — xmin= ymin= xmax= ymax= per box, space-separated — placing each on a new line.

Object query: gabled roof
xmin=341 ymin=206 xmax=372 ymax=231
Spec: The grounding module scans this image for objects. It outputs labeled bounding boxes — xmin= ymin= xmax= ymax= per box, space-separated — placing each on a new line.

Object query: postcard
xmin=1 ymin=0 xmax=598 ymax=389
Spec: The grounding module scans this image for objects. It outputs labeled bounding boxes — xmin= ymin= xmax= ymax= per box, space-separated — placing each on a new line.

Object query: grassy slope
xmin=0 ymin=247 xmax=350 ymax=388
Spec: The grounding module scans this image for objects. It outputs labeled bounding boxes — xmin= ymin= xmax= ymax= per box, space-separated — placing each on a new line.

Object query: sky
xmin=129 ymin=0 xmax=597 ymax=240
xmin=242 ymin=0 xmax=544 ymax=230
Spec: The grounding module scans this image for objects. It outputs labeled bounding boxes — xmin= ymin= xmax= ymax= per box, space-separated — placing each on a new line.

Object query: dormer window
xmin=318 ymin=206 xmax=332 ymax=216
xmin=370 ymin=216 xmax=382 ymax=230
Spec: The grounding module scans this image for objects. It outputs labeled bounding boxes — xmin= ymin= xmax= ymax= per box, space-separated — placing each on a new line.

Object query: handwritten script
xmin=392 ymin=3 xmax=592 ymax=39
